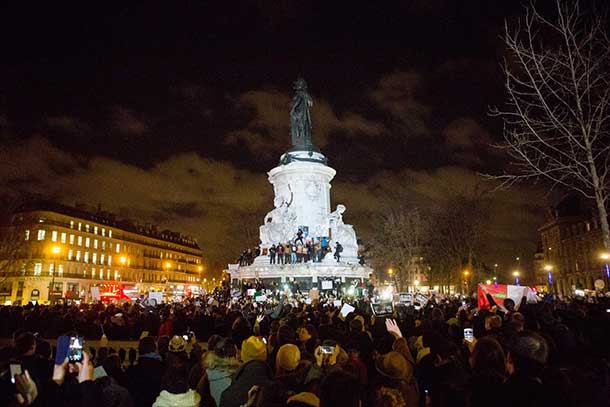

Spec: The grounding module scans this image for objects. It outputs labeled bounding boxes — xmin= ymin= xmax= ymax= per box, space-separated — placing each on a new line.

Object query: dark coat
xmin=126 ymin=356 xmax=163 ymax=407
xmin=219 ymin=360 xmax=273 ymax=407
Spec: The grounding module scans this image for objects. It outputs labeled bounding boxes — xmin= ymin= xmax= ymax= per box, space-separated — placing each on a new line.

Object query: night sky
xmin=0 ymin=1 xmax=565 ymax=275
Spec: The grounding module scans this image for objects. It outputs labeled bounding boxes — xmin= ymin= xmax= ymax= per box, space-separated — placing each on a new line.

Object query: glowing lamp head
xmin=120 ymin=256 xmax=127 ymax=264
xmin=414 ymin=280 xmax=420 ymax=286
xmin=600 ymin=252 xmax=610 ymax=261
xmin=512 ymin=270 xmax=520 ymax=277
xmin=198 ymin=266 xmax=203 ymax=272
xmin=51 ymin=245 xmax=61 ymax=255
xmin=543 ymin=264 xmax=553 ymax=272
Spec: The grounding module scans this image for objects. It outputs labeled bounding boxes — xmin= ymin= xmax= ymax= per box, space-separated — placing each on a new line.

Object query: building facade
xmin=0 ymin=202 xmax=203 ymax=304
xmin=538 ymin=195 xmax=609 ymax=296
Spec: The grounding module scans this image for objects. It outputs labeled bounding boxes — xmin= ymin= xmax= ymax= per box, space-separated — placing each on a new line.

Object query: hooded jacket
xmin=152 ymin=389 xmax=201 ymax=407
xmin=219 ymin=360 xmax=273 ymax=407
xmin=207 ymin=367 xmax=235 ymax=406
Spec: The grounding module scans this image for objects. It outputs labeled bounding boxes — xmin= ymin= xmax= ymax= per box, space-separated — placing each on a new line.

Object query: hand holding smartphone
xmin=463 ymin=328 xmax=474 ymax=343
xmin=56 ymin=335 xmax=84 ymax=364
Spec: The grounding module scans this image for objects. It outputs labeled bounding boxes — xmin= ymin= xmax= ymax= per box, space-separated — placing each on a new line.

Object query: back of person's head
xmin=276 ymin=344 xmax=301 ymax=374
xmin=287 ymin=392 xmax=320 ymax=407
xmin=207 ymin=334 xmax=222 ymax=352
xmin=470 ymin=337 xmax=506 ymax=376
xmin=254 ymin=382 xmax=288 ymax=407
xmin=35 ymin=339 xmax=52 ymax=360
xmin=503 ymin=298 xmax=516 ymax=312
xmin=15 ymin=332 xmax=36 ymax=357
xmin=103 ymin=353 xmax=122 ymax=374
xmin=161 ymin=351 xmax=190 ymax=394
xmin=97 ymin=347 xmax=109 ymax=365
xmin=128 ymin=348 xmax=136 ymax=364
xmin=349 ymin=318 xmax=363 ymax=333
xmin=486 ymin=315 xmax=502 ymax=330
xmin=138 ymin=336 xmax=157 ymax=355
xmin=508 ymin=332 xmax=548 ymax=377
xmin=240 ymin=336 xmax=267 ymax=363
xmin=319 ymin=370 xmax=359 ymax=407
xmin=374 ymin=387 xmax=406 ymax=407
xmin=157 ymin=336 xmax=170 ymax=355
xmin=430 ymin=307 xmax=445 ymax=322
xmin=277 ymin=324 xmax=296 ymax=345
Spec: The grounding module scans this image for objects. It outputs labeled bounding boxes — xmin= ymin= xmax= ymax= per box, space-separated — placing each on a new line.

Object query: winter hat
xmin=287 ymin=392 xmax=320 ymax=407
xmin=276 ymin=344 xmax=301 ymax=372
xmin=240 ymin=336 xmax=267 ymax=363
xmin=168 ymin=335 xmax=188 ymax=353
xmin=375 ymin=351 xmax=412 ymax=381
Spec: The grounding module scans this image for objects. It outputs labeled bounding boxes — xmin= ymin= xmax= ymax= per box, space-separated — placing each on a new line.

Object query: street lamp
xmin=48 ymin=245 xmax=62 ymax=304
xmin=513 ymin=270 xmax=520 ymax=286
xmin=600 ymin=252 xmax=610 ymax=279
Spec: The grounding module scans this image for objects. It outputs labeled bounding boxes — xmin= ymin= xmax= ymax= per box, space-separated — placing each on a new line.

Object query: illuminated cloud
xmin=111 ymin=106 xmax=149 ymax=136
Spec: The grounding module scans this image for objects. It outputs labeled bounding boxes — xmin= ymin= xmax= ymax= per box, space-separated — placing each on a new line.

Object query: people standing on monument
xmin=296 ymin=229 xmax=304 ymax=244
xmin=291 ymin=242 xmax=298 ymax=264
xmin=269 ymin=244 xmax=277 ymax=265
xmin=277 ymin=244 xmax=284 ymax=265
xmin=302 ymin=244 xmax=309 ymax=263
xmin=334 ymin=242 xmax=343 ymax=262
xmin=284 ymin=244 xmax=291 ymax=264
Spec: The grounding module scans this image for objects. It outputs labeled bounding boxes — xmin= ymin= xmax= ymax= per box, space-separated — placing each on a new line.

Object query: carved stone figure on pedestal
xmin=290 ymin=77 xmax=314 ymax=149
xmin=259 ymin=196 xmax=297 ymax=247
xmin=328 ymin=204 xmax=358 ymax=260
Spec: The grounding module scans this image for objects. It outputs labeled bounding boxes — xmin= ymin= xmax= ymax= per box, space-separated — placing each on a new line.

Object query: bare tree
xmin=370 ymin=206 xmax=426 ymax=291
xmin=0 ymin=224 xmax=27 ymax=283
xmin=490 ymin=0 xmax=610 ymax=248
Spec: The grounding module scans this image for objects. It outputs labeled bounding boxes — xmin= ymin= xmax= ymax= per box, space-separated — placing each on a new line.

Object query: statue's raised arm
xmin=290 ymin=77 xmax=313 ymax=149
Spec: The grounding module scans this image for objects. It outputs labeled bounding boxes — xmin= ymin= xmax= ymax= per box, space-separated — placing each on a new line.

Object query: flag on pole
xmin=477 ymin=283 xmax=539 ymax=312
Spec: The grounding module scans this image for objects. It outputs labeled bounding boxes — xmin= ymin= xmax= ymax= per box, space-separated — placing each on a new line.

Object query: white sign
xmin=415 ymin=293 xmax=429 ymax=306
xmin=321 ymin=281 xmax=333 ymax=290
xmin=148 ymin=292 xmax=163 ymax=306
xmin=256 ymin=295 xmax=267 ymax=303
xmin=339 ymin=303 xmax=355 ymax=318
xmin=398 ymin=293 xmax=412 ymax=304
xmin=247 ymin=289 xmax=256 ymax=296
xmin=90 ymin=287 xmax=101 ymax=301
xmin=309 ymin=289 xmax=320 ymax=300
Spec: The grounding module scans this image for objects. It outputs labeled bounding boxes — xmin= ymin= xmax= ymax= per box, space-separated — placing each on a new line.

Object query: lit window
xmin=91 ymin=267 xmax=96 ymax=278
xmin=49 ymin=263 xmax=54 ymax=275
xmin=85 ymin=224 xmax=90 ymax=232
xmin=76 ymin=251 xmax=81 ymax=261
xmin=78 ymin=222 xmax=82 ymax=231
xmin=102 ymin=241 xmax=106 ymax=250
xmin=109 ymin=230 xmax=112 ymax=238
xmin=70 ymin=221 xmax=74 ymax=229
xmin=100 ymin=254 xmax=105 ymax=265
xmin=37 ymin=230 xmax=46 ymax=240
xmin=69 ymin=234 xmax=75 ymax=245
xmin=114 ymin=270 xmax=118 ymax=280
xmin=68 ymin=250 xmax=73 ymax=261
xmin=108 ymin=255 xmax=112 ymax=266
xmin=102 ymin=228 xmax=106 ymax=237
xmin=34 ymin=263 xmax=42 ymax=276
xmin=58 ymin=264 xmax=63 ymax=276
xmin=77 ymin=236 xmax=82 ymax=246
xmin=84 ymin=252 xmax=89 ymax=263
xmin=92 ymin=253 xmax=97 ymax=264
xmin=51 ymin=230 xmax=58 ymax=242
xmin=107 ymin=270 xmax=110 ymax=279
xmin=116 ymin=244 xmax=120 ymax=253
xmin=60 ymin=232 xmax=66 ymax=243
xmin=25 ymin=230 xmax=30 ymax=241
xmin=94 ymin=226 xmax=98 ymax=235
xmin=93 ymin=239 xmax=98 ymax=249
xmin=85 ymin=237 xmax=90 ymax=248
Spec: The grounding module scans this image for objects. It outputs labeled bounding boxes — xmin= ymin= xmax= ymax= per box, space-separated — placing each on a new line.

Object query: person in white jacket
xmin=153 ymin=353 xmax=201 ymax=407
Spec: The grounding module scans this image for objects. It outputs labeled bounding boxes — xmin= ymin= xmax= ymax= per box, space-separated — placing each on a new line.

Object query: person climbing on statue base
xmin=334 ymin=242 xmax=343 ymax=262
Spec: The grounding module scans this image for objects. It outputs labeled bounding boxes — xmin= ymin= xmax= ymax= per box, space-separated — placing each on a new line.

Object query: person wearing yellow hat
xmin=276 ymin=344 xmax=301 ymax=375
xmin=219 ymin=336 xmax=273 ymax=407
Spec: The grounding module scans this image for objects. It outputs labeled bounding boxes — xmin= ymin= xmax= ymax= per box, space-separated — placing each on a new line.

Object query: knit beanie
xmin=276 ymin=344 xmax=301 ymax=372
xmin=240 ymin=336 xmax=267 ymax=363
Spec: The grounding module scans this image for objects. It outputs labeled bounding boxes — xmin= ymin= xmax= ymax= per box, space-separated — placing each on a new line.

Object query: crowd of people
xmin=236 ymin=229 xmax=346 ymax=267
xmin=1 ymin=287 xmax=609 ymax=407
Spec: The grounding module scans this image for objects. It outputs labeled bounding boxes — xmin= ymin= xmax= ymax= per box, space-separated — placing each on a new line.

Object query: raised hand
xmin=52 ymin=358 xmax=69 ymax=385
xmin=76 ymin=351 xmax=94 ymax=383
xmin=15 ymin=370 xmax=38 ymax=406
xmin=385 ymin=318 xmax=403 ymax=339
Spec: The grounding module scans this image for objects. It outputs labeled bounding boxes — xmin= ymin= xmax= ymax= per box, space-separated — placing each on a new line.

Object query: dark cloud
xmin=45 ymin=115 xmax=91 ymax=135
xmin=442 ymin=117 xmax=494 ymax=167
xmin=225 ymin=89 xmax=384 ymax=158
xmin=111 ymin=106 xmax=149 ymax=136
xmin=369 ymin=71 xmax=429 ymax=138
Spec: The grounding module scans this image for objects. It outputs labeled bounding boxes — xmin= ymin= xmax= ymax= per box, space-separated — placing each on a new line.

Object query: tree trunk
xmin=595 ymin=190 xmax=610 ymax=249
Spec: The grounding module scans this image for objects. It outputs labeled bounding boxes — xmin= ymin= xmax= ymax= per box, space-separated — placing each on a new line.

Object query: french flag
xmin=477 ymin=283 xmax=539 ymax=312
